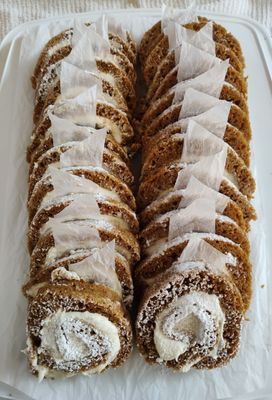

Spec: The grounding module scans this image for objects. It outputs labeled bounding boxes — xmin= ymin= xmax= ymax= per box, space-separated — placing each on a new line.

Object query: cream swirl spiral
xmin=36 ymin=310 xmax=120 ymax=377
xmin=154 ymin=292 xmax=225 ymax=371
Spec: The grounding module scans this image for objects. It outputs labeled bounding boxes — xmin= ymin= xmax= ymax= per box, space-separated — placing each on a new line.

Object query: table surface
xmin=0 ymin=0 xmax=271 ymax=42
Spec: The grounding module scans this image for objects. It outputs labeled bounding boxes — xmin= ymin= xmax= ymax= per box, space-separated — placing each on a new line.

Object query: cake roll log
xmin=26 ymin=281 xmax=132 ymax=379
xmin=24 ymin=16 xmax=138 ymax=378
xmin=136 ymin=9 xmax=253 ymax=374
xmin=136 ymin=268 xmax=244 ymax=370
xmin=139 ymin=18 xmax=244 ymax=80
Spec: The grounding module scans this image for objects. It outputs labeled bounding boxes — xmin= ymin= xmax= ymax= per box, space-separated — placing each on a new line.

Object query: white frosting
xmin=47 ymin=37 xmax=71 ymax=58
xmin=37 ymin=310 xmax=120 ymax=377
xmin=154 ymin=292 xmax=225 ymax=370
xmin=224 ymin=169 xmax=239 ymax=189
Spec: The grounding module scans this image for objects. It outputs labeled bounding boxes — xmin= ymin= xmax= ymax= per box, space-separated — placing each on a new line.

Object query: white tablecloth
xmin=0 ymin=0 xmax=271 ymax=41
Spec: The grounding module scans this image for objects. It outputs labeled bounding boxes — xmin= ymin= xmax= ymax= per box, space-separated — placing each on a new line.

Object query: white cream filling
xmin=224 ymin=169 xmax=239 ymax=189
xmin=154 ymin=292 xmax=225 ymax=371
xmin=33 ymin=310 xmax=120 ymax=379
xmin=52 ymin=100 xmax=124 ymax=143
xmin=46 ymin=37 xmax=71 ymax=58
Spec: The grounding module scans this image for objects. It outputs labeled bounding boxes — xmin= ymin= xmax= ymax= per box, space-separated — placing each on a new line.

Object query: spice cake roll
xmin=32 ymin=20 xmax=137 ymax=121
xmin=26 ymin=281 xmax=132 ymax=379
xmin=140 ymin=62 xmax=250 ymax=145
xmin=139 ymin=176 xmax=248 ymax=232
xmin=140 ymin=121 xmax=255 ymax=198
xmin=139 ymin=198 xmax=250 ymax=255
xmin=135 ymin=232 xmax=252 ymax=311
xmin=28 ymin=113 xmax=129 ymax=165
xmin=28 ymin=84 xmax=135 ymax=163
xmin=29 ymin=116 xmax=129 ymax=169
xmin=32 ymin=18 xmax=136 ymax=92
xmin=24 ymin=15 xmax=138 ymax=378
xmin=137 ymin=199 xmax=251 ymax=310
xmin=24 ymin=222 xmax=134 ymax=309
xmin=137 ymin=148 xmax=256 ymax=222
xmin=139 ymin=8 xmax=244 ymax=82
xmin=144 ymin=28 xmax=245 ymax=106
xmin=136 ymin=239 xmax=245 ymax=370
xmin=28 ymin=165 xmax=136 ymax=223
xmin=136 ymin=6 xmax=254 ymax=372
xmin=28 ymin=195 xmax=140 ymax=263
xmin=143 ymin=36 xmax=246 ymax=108
xmin=28 ymin=130 xmax=134 ymax=195
xmin=34 ymin=64 xmax=129 ymax=126
xmin=143 ymin=89 xmax=251 ymax=167
xmin=32 ymin=16 xmax=137 ymax=87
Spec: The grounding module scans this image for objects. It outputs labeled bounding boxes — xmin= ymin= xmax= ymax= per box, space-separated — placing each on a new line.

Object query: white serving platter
xmin=0 ymin=8 xmax=272 ymax=400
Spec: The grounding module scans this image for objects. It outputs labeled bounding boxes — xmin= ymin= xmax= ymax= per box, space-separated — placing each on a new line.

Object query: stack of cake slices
xmin=136 ymin=7 xmax=256 ymax=371
xmin=23 ymin=16 xmax=139 ymax=379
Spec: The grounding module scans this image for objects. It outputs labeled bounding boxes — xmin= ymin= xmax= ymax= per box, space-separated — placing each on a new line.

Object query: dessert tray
xmin=0 ymin=8 xmax=272 ymax=400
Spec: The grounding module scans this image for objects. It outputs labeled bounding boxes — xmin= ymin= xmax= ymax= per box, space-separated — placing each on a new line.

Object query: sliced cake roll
xmin=135 ymin=233 xmax=252 ymax=311
xmin=28 ymin=138 xmax=134 ymax=194
xmin=140 ymin=18 xmax=244 ymax=83
xmin=32 ymin=25 xmax=136 ymax=112
xmin=26 ymin=281 xmax=132 ymax=378
xmin=27 ymin=115 xmax=129 ymax=165
xmin=28 ymin=194 xmax=140 ymax=257
xmin=136 ymin=8 xmax=253 ymax=374
xmin=140 ymin=129 xmax=255 ymax=198
xmin=34 ymin=63 xmax=129 ymax=125
xmin=28 ymin=167 xmax=136 ymax=225
xmin=139 ymin=207 xmax=250 ymax=255
xmin=24 ymin=14 xmax=138 ymax=379
xmin=139 ymin=177 xmax=247 ymax=232
xmin=144 ymin=42 xmax=244 ymax=106
xmin=136 ymin=268 xmax=244 ymax=370
xmin=141 ymin=83 xmax=250 ymax=146
xmin=24 ymin=249 xmax=134 ymax=310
